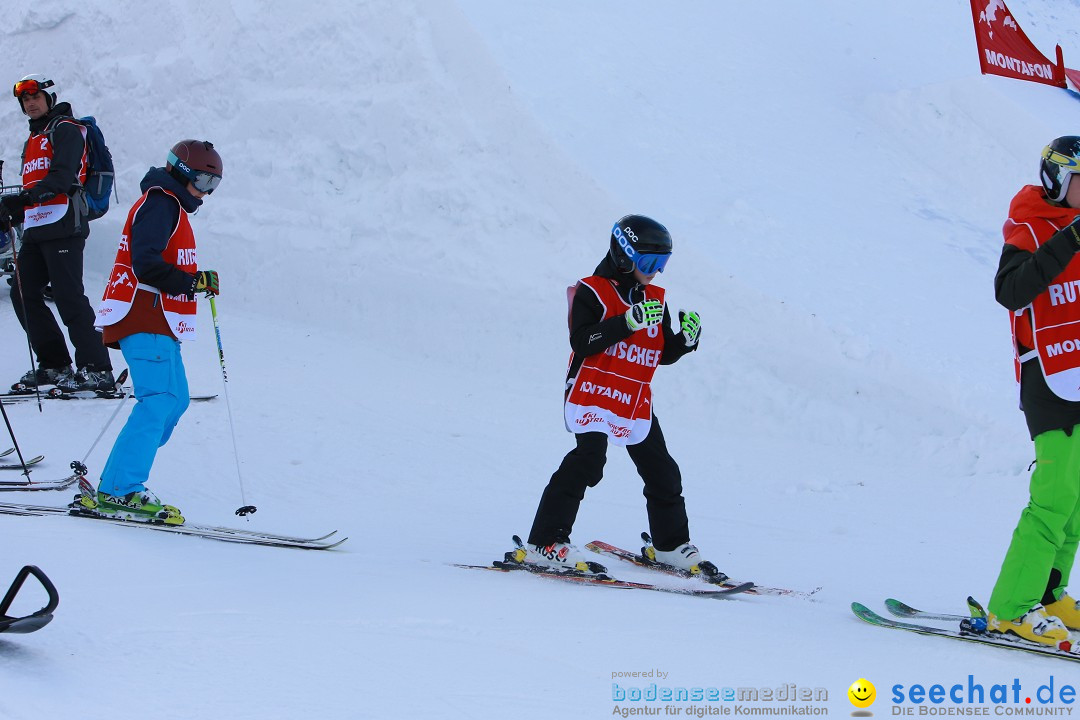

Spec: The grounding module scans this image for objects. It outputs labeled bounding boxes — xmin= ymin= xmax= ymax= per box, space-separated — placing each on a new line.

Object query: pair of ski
xmin=853 ymin=597 xmax=1080 ymax=663
xmin=1 ymin=368 xmax=215 ymax=403
xmin=460 ymin=534 xmax=818 ymax=600
xmin=0 ymin=463 xmax=345 ymax=551
xmin=0 ymin=388 xmax=217 ymax=402
xmin=0 ymin=446 xmax=44 ymax=473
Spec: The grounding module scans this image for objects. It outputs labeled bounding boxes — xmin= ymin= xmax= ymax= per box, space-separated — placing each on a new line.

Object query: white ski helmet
xmin=13 ymin=73 xmax=58 ymax=111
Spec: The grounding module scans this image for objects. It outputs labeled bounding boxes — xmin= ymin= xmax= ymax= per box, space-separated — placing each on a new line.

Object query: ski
xmin=0 ymin=489 xmax=344 ymax=550
xmin=885 ymin=598 xmax=966 ymax=622
xmin=65 ymin=507 xmax=348 ymax=550
xmin=0 ymin=390 xmax=215 ymax=403
xmin=589 ymin=533 xmax=737 ymax=583
xmin=0 ymin=455 xmax=44 ymax=470
xmin=586 ymin=534 xmax=818 ymax=599
xmin=3 ymin=369 xmax=130 ymax=401
xmin=852 ymin=599 xmax=1080 ymax=663
xmin=461 ymin=534 xmax=753 ymax=598
xmin=0 ymin=447 xmax=14 ymax=458
xmin=456 ymin=561 xmax=753 ymax=599
xmin=4 ymin=501 xmax=342 ymax=546
xmin=0 ymin=470 xmax=77 ymax=492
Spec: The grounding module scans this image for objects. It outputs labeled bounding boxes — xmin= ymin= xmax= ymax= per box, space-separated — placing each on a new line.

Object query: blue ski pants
xmin=99 ymin=333 xmax=189 ymax=496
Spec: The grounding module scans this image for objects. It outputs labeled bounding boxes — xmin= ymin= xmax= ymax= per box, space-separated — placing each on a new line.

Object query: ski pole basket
xmin=0 ymin=565 xmax=59 ymax=634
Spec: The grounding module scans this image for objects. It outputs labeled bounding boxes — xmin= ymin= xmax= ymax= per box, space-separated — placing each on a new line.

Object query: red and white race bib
xmin=564 ymin=276 xmax=665 ymax=446
xmin=96 ymin=187 xmax=199 ymax=340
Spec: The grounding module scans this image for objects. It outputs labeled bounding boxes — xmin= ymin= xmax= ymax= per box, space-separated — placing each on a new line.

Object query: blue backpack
xmin=38 ymin=115 xmax=116 ymax=221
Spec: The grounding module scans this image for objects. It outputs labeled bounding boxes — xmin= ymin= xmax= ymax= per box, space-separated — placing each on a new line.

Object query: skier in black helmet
xmin=989 ymin=136 xmax=1080 ymax=648
xmin=510 ymin=214 xmax=718 ymax=577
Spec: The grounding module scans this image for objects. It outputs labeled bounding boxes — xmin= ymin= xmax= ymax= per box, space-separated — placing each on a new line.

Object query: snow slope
xmin=1 ymin=0 xmax=1080 ymax=717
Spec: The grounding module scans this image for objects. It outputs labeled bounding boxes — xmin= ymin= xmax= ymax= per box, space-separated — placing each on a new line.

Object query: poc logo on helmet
xmin=614 ymin=225 xmax=638 ymax=258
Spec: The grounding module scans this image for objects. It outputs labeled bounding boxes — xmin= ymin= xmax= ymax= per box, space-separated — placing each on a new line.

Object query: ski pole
xmin=7 ymin=226 xmax=42 ymax=412
xmin=208 ymin=295 xmax=256 ymax=518
xmin=0 ymin=396 xmax=32 ymax=478
xmin=0 ymin=167 xmax=36 ymax=411
xmin=78 ymin=369 xmax=130 ymax=465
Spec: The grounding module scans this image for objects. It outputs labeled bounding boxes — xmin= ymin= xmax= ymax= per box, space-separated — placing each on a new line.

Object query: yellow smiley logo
xmin=848 ymin=678 xmax=876 ymax=709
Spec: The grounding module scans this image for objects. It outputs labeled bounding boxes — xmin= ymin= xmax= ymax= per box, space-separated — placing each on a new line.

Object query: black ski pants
xmin=527 ymin=417 xmax=690 ymax=551
xmin=10 ymin=236 xmax=111 ymax=371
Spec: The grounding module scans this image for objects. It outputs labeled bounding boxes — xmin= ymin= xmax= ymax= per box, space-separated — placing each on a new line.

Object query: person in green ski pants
xmin=990 ymin=136 xmax=1080 ymax=648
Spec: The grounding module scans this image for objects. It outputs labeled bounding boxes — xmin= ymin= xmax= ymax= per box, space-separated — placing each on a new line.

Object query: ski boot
xmin=11 ymin=365 xmax=74 ymax=393
xmin=987 ymin=604 xmax=1072 ymax=649
xmin=81 ymin=485 xmax=184 ymax=526
xmin=505 ymin=535 xmax=607 ymax=575
xmin=56 ymin=366 xmax=116 ymax=393
xmin=641 ymin=532 xmax=728 ymax=583
xmin=1044 ymin=593 xmax=1080 ymax=631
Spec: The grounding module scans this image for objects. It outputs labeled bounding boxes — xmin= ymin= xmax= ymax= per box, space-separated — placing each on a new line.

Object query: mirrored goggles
xmin=635 ymin=252 xmax=671 ymax=275
xmin=12 ymin=79 xmax=53 ymax=98
xmin=190 ymin=172 xmax=221 ymax=194
xmin=1043 ymin=146 xmax=1080 ymax=171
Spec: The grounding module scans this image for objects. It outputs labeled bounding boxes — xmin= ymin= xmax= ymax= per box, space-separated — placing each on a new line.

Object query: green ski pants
xmin=989 ymin=427 xmax=1080 ymax=619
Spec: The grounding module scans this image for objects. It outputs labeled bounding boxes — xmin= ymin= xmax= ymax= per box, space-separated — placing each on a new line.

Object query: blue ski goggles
xmin=634 ymin=252 xmax=671 ymax=275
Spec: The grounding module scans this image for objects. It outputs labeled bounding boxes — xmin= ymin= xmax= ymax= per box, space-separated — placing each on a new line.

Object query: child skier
xmin=513 ymin=215 xmax=714 ymax=577
xmin=78 ymin=140 xmax=223 ymax=526
xmin=991 ymin=136 xmax=1080 ymax=648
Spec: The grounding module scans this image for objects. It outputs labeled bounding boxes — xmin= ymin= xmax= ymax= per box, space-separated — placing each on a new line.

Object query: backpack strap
xmin=48 ymin=117 xmax=88 ymax=196
xmin=43 ymin=116 xmax=89 ymax=230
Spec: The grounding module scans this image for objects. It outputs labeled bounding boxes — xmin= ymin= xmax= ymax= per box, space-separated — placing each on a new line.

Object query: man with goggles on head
xmin=512 ymin=215 xmax=718 ymax=581
xmin=2 ymin=73 xmax=116 ymax=393
xmin=87 ymin=139 xmax=224 ymax=526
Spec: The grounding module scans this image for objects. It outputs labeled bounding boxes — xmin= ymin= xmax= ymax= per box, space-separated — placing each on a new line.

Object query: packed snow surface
xmin=2 ymin=1 xmax=1080 ymax=717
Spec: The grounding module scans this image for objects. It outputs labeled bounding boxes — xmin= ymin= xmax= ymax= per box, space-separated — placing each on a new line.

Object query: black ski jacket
xmin=20 ymin=102 xmax=89 ymax=243
xmin=128 ymin=167 xmax=204 ymax=297
xmin=995 ymin=212 xmax=1080 ymax=438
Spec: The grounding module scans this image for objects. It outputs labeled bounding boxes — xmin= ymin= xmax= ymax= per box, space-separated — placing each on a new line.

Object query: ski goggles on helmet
xmin=167 ymin=152 xmax=222 ymax=194
xmin=12 ymin=78 xmax=53 ymax=99
xmin=634 ymin=252 xmax=671 ymax=275
xmin=1042 ymin=145 xmax=1080 ymax=202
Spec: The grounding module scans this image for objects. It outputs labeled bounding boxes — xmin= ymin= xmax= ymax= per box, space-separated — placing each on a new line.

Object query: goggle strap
xmin=12 ymin=79 xmax=54 ymax=98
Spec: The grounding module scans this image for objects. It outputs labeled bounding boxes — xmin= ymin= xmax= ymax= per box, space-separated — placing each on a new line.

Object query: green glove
xmin=625 ymin=299 xmax=664 ymax=331
xmin=679 ymin=310 xmax=701 ymax=347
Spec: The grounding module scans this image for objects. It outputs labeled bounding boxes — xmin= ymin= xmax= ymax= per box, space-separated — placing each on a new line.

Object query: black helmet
xmin=1040 ymin=136 xmax=1080 ymax=204
xmin=608 ymin=215 xmax=673 ymax=274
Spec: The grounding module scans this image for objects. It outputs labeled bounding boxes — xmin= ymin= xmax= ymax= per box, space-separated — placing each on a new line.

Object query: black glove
xmin=0 ymin=192 xmax=29 ymax=225
xmin=0 ymin=204 xmax=10 ymax=233
xmin=1 ymin=191 xmax=31 ymax=211
xmin=1067 ymin=215 xmax=1080 ymax=249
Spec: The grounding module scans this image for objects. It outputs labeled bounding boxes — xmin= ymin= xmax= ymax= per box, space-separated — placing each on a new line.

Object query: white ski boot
xmin=509 ymin=536 xmax=607 ymax=574
xmin=642 ymin=533 xmax=728 ymax=582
